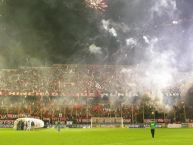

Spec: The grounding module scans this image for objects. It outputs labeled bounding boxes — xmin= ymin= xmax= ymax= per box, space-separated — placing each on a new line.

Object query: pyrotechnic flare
xmin=85 ymin=0 xmax=108 ymax=11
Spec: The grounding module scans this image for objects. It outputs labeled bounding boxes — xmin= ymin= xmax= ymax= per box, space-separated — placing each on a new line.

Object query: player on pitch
xmin=150 ymin=120 xmax=156 ymax=138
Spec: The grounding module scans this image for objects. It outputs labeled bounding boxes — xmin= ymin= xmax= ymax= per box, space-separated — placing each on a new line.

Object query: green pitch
xmin=0 ymin=128 xmax=193 ymax=145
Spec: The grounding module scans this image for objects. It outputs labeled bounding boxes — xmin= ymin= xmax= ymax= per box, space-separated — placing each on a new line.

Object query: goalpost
xmin=91 ymin=117 xmax=124 ymax=128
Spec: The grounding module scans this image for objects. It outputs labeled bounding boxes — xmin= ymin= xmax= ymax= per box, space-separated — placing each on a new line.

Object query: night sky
xmin=0 ymin=0 xmax=193 ymax=68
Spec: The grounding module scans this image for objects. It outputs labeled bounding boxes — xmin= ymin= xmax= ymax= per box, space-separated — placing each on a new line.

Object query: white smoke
xmin=102 ymin=19 xmax=109 ymax=30
xmin=126 ymin=38 xmax=137 ymax=46
xmin=101 ymin=19 xmax=118 ymax=37
xmin=120 ymin=35 xmax=179 ymax=105
xmin=145 ymin=37 xmax=158 ymax=55
xmin=143 ymin=36 xmax=150 ymax=44
xmin=89 ymin=44 xmax=102 ymax=54
xmin=93 ymin=0 xmax=193 ymax=107
xmin=109 ymin=27 xmax=117 ymax=37
xmin=151 ymin=0 xmax=177 ymax=17
xmin=172 ymin=20 xmax=178 ymax=24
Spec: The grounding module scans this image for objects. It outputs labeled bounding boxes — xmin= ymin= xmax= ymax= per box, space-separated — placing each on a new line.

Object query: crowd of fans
xmin=0 ymin=64 xmax=131 ymax=97
xmin=0 ymin=64 xmax=134 ymax=127
xmin=0 ymin=64 xmax=192 ymax=127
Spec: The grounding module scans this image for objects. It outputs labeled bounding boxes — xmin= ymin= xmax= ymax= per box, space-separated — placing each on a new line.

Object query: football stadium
xmin=1 ymin=0 xmax=193 ymax=145
xmin=0 ymin=64 xmax=193 ymax=145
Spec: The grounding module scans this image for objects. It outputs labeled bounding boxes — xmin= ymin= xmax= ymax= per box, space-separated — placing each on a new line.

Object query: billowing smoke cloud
xmin=96 ymin=0 xmax=193 ymax=108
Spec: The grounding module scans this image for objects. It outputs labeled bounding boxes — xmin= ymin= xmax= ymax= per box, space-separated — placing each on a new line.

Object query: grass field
xmin=0 ymin=128 xmax=193 ymax=145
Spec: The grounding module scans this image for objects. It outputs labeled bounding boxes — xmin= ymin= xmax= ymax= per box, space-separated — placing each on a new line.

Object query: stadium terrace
xmin=0 ymin=64 xmax=193 ymax=129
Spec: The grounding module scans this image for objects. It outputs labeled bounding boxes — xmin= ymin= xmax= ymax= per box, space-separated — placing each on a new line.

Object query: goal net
xmin=91 ymin=117 xmax=123 ymax=128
